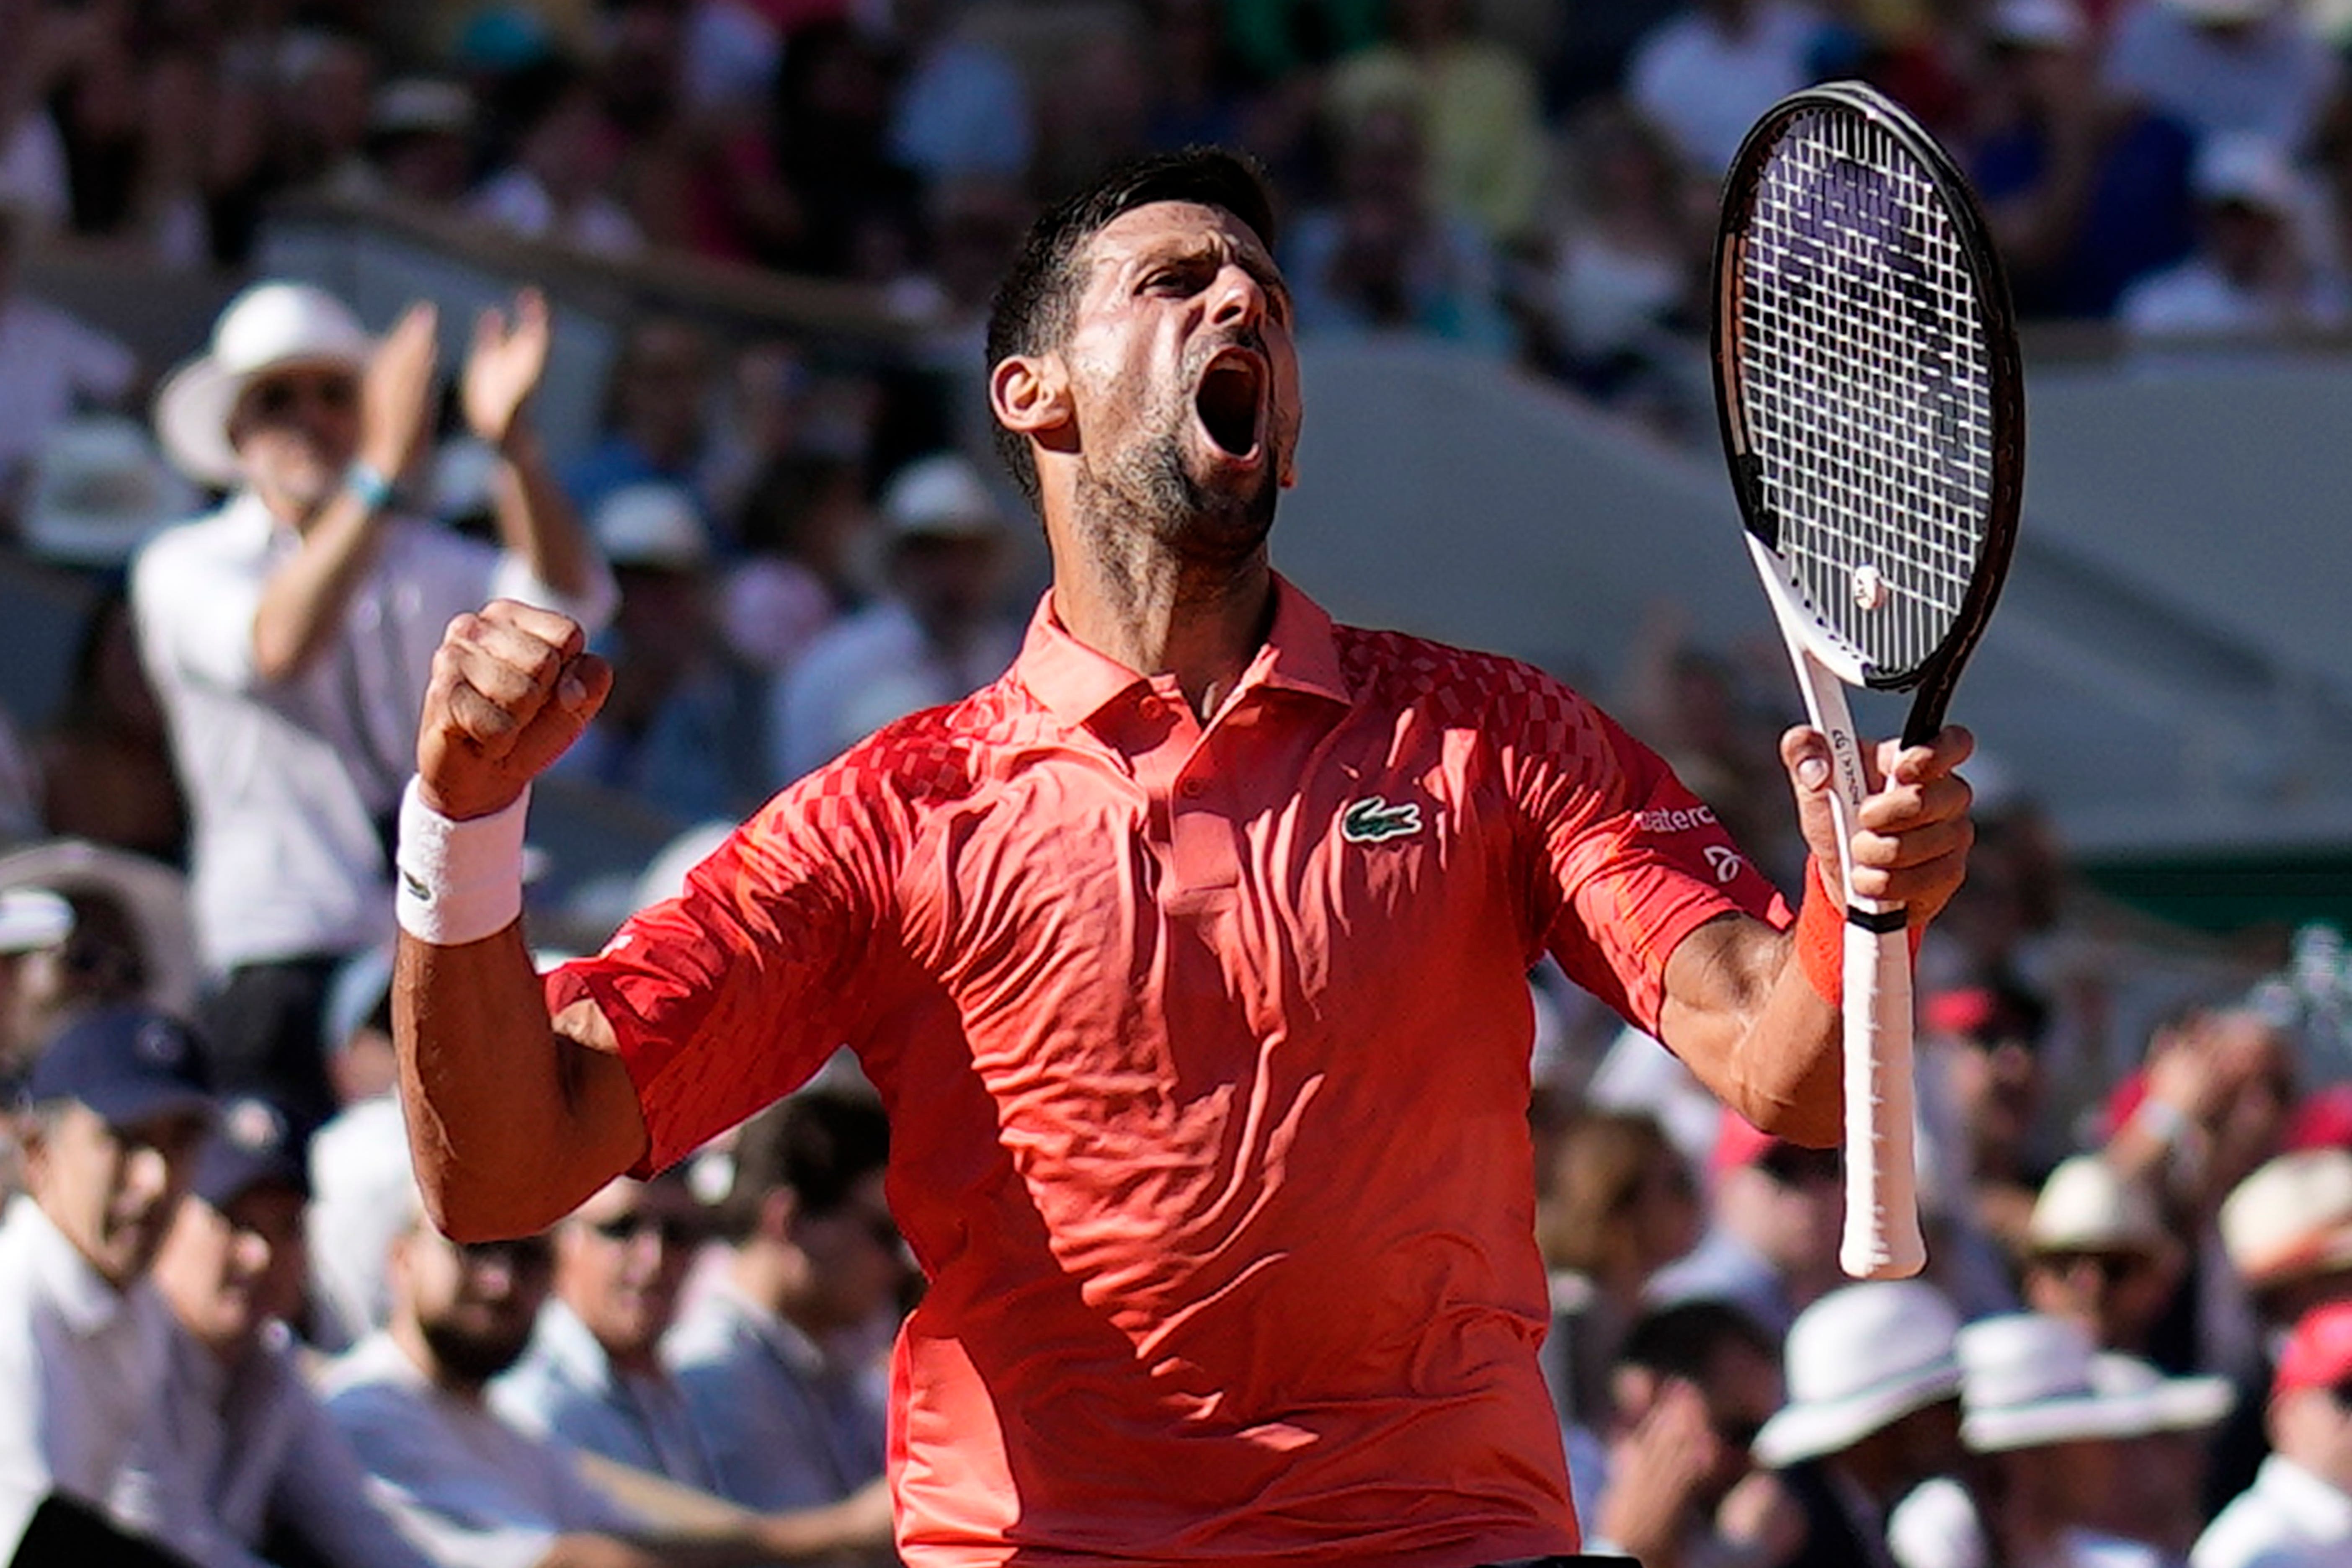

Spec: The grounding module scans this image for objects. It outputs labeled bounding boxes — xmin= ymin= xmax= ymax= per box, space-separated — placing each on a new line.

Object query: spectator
xmin=1536 ymin=1107 xmax=1703 ymax=1437
xmin=668 ymin=1088 xmax=904 ymax=1516
xmin=1751 ymin=1280 xmax=1968 ymax=1568
xmin=2092 ymin=1350 xmax=2239 ymax=1563
xmin=770 ymin=19 xmax=916 ymax=279
xmin=0 ymin=204 xmax=139 ymax=511
xmin=0 ymin=885 xmax=70 ymax=1082
xmin=365 ymin=79 xmax=478 ymax=206
xmin=2193 ymin=1299 xmax=2352 ymax=1568
xmin=36 ymin=585 xmax=189 ymax=867
xmin=132 ymin=281 xmax=612 ymax=1130
xmin=1323 ymin=0 xmax=1550 ymax=243
xmin=718 ymin=451 xmax=871 ymax=681
xmin=2119 ymin=133 xmax=2348 ymax=339
xmin=471 ymin=59 xmax=644 ymax=256
xmin=2018 ymin=1153 xmax=2184 ymax=1361
xmin=1282 ymin=100 xmax=1514 ymax=350
xmin=2104 ymin=0 xmax=2342 ymax=154
xmin=886 ymin=0 xmax=1035 ymax=185
xmin=1627 ymin=0 xmax=1828 ymax=176
xmin=1968 ymin=0 xmax=2199 ymax=321
xmin=0 ymin=1005 xmax=212 ymax=1560
xmin=1581 ymin=1300 xmax=1798 ymax=1568
xmin=53 ymin=39 xmax=219 ymax=268
xmin=138 ymin=1093 xmax=433 ymax=1568
xmin=491 ymin=1171 xmax=897 ymax=1557
xmin=1651 ymin=1112 xmax=1846 ymax=1339
xmin=560 ymin=482 xmax=750 ymax=823
xmin=1890 ymin=1311 xmax=2227 ymax=1568
xmin=1921 ymin=980 xmax=2053 ymax=1269
xmin=564 ymin=316 xmax=716 ymax=526
xmin=2207 ymin=1149 xmax=2352 ymax=1518
xmin=0 ymin=0 xmax=75 ymax=232
xmin=769 ymin=452 xmax=1019 ymax=782
xmin=272 ymin=30 xmax=381 ymax=200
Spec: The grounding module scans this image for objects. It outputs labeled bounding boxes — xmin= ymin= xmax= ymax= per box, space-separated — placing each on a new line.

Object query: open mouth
xmin=1194 ymin=350 xmax=1265 ymax=459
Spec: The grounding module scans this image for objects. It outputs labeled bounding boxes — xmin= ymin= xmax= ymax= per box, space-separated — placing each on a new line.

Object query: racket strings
xmin=1737 ymin=107 xmax=1995 ymax=681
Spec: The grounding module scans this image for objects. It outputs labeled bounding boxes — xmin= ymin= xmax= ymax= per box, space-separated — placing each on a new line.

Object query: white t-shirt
xmin=130 ymin=494 xmax=615 ymax=972
xmin=1629 ymin=2 xmax=1823 ymax=175
xmin=0 ymin=1196 xmax=178 ymax=1558
xmin=2194 ymin=1455 xmax=2352 ymax=1568
xmin=320 ymin=1332 xmax=642 ymax=1568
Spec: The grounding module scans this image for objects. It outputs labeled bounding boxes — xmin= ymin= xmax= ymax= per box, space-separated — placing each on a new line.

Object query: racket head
xmin=1711 ymin=81 xmax=2024 ymax=742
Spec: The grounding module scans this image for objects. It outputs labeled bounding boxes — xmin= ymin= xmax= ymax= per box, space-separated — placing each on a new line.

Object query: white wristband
xmin=394 ymin=778 xmax=530 ymax=946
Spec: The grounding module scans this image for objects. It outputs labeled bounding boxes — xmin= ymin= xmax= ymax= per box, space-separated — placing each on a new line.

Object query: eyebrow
xmin=1125 ymin=239 xmax=1292 ymax=311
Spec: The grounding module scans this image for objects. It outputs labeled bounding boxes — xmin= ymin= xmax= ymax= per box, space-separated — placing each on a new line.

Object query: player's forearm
xmin=491 ymin=425 xmax=600 ymax=601
xmin=393 ymin=928 xmax=647 ymax=1239
xmin=1658 ymin=913 xmax=1841 ymax=1146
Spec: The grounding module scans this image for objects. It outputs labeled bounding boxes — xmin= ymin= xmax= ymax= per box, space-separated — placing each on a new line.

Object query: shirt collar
xmin=1012 ymin=570 xmax=1352 ymax=729
xmin=8 ymin=1194 xmax=132 ymax=1335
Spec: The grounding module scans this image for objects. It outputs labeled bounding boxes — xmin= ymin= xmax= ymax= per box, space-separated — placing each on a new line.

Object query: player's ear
xmin=989 ymin=353 xmax=1070 ymax=443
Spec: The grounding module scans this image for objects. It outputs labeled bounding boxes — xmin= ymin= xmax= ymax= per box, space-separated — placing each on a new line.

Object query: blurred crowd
xmin=0 ymin=0 xmax=2349 ymax=449
xmin=0 ymin=0 xmax=2346 ymax=1563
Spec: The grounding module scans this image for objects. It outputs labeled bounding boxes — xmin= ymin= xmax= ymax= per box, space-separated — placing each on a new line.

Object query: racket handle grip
xmin=1840 ymin=912 xmax=1926 ymax=1280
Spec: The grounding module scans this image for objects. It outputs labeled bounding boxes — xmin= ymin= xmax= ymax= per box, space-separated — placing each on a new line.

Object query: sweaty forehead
xmin=1084 ymin=201 xmax=1275 ymax=276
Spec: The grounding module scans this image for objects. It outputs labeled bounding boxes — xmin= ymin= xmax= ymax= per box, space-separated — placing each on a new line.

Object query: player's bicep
xmin=549 ymin=995 xmax=654 ymax=1180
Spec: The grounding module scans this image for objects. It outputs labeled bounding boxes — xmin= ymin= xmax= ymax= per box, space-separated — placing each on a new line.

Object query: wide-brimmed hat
xmin=153 ymin=281 xmax=373 ymax=487
xmin=1753 ymin=1281 xmax=1963 ymax=1466
xmin=1959 ymin=1313 xmax=2232 ymax=1451
xmin=2221 ymin=1149 xmax=2352 ymax=1289
xmin=22 ymin=417 xmax=199 ymax=567
xmin=882 ymin=453 xmax=1004 ymax=541
xmin=2089 ymin=1351 xmax=2234 ymax=1432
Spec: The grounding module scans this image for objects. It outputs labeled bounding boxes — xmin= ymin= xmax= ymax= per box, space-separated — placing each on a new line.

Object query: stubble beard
xmin=1074 ymin=368 xmax=1279 ymax=603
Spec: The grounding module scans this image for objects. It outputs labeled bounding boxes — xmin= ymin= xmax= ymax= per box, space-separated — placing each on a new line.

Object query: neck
xmin=732 ymin=1238 xmax=830 ymax=1341
xmin=1046 ymin=530 xmax=1275 ymax=721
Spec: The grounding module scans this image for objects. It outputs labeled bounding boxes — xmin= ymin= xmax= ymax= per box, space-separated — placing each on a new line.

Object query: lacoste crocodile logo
xmin=1340 ymin=796 xmax=1423 ymax=844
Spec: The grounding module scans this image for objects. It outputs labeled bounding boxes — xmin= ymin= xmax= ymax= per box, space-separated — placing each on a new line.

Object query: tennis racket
xmin=1710 ymin=82 xmax=2024 ymax=1280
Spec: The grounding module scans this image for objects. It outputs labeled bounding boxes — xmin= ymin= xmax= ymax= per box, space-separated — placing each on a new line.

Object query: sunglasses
xmin=585 ymin=1212 xmax=707 ymax=1248
xmin=243 ymin=370 xmax=359 ymax=422
xmin=2035 ymin=1250 xmax=2151 ymax=1287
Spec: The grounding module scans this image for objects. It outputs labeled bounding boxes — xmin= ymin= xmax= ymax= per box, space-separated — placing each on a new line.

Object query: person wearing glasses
xmin=322 ymin=1183 xmax=881 ymax=1568
xmin=129 ymin=280 xmax=612 ymax=1131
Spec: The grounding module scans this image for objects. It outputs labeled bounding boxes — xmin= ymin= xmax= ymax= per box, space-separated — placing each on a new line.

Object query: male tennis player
xmin=392 ymin=149 xmax=1975 ymax=1567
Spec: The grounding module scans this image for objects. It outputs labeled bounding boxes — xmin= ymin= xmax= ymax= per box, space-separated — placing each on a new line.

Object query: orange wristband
xmin=1795 ymin=856 xmax=1923 ymax=1008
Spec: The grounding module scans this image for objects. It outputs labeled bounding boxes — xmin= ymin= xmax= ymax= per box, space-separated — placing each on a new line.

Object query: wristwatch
xmin=344 ymin=461 xmax=396 ymax=514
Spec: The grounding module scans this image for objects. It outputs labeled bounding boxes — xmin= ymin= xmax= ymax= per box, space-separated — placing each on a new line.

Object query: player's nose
xmin=1207 ymin=263 xmax=1266 ymax=330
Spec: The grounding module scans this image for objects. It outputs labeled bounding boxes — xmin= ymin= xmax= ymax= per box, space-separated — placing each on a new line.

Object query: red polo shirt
xmin=548 ymin=577 xmax=1788 ymax=1565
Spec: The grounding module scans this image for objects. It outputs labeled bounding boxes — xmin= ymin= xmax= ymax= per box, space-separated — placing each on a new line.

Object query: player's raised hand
xmin=417 ymin=599 xmax=611 ymax=820
xmin=1782 ymin=723 xmax=1975 ymax=925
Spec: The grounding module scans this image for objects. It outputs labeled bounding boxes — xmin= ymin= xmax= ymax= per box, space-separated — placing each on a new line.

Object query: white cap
xmin=22 ymin=417 xmax=198 ymax=567
xmin=593 ymin=482 xmax=709 ymax=570
xmin=1753 ymin=1281 xmax=1964 ymax=1466
xmin=2194 ymin=132 xmax=2301 ymax=216
xmin=0 ymin=887 xmax=71 ymax=954
xmin=2027 ymin=1154 xmax=2169 ymax=1257
xmin=153 ymin=282 xmax=374 ymax=487
xmin=882 ymin=453 xmax=1004 ymax=540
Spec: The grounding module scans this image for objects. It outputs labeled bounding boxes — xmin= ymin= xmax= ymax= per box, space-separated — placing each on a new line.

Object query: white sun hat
xmin=2027 ymin=1153 xmax=2170 ymax=1258
xmin=882 ymin=452 xmax=1004 ymax=540
xmin=2088 ymin=1351 xmax=2234 ymax=1433
xmin=153 ymin=281 xmax=374 ymax=487
xmin=592 ymin=482 xmax=710 ymax=570
xmin=1958 ymin=1313 xmax=2232 ymax=1452
xmin=1753 ymin=1281 xmax=1964 ymax=1467
xmin=22 ymin=416 xmax=199 ymax=566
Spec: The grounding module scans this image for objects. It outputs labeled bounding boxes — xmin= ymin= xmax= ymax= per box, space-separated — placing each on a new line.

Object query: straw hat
xmin=1753 ymin=1281 xmax=1963 ymax=1466
xmin=153 ymin=282 xmax=373 ymax=487
xmin=2220 ymin=1150 xmax=2352 ymax=1289
xmin=2026 ymin=1154 xmax=2170 ymax=1259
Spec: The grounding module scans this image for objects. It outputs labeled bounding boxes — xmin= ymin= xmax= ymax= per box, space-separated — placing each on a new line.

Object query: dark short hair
xmin=983 ymin=147 xmax=1279 ymax=512
xmin=1620 ymin=1298 xmax=1776 ymax=1383
xmin=722 ymin=1085 xmax=890 ymax=1235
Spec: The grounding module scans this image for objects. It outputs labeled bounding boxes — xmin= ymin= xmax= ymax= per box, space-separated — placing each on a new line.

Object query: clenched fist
xmin=417 ymin=599 xmax=612 ymax=820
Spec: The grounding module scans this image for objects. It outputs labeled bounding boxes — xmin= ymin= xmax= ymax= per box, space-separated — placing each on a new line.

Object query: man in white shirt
xmin=131 ymin=281 xmax=613 ymax=1131
xmin=139 ymin=1093 xmax=430 ymax=1568
xmin=1627 ymin=0 xmax=1826 ymax=175
xmin=2195 ymin=1299 xmax=2352 ymax=1568
xmin=0 ymin=1004 xmax=213 ymax=1562
xmin=769 ymin=453 xmax=1020 ymax=783
xmin=325 ymin=1188 xmax=897 ymax=1568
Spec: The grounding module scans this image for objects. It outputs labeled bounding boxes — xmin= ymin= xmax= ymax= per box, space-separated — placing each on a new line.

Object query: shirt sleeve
xmin=270 ymin=1380 xmax=440 ymax=1568
xmin=544 ymin=772 xmax=892 ymax=1176
xmin=1499 ymin=668 xmax=1790 ymax=1036
xmin=129 ymin=530 xmax=264 ymax=693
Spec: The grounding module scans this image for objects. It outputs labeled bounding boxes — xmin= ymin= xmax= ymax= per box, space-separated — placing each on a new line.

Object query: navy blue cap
xmin=24 ymin=1004 xmax=212 ymax=1127
xmin=191 ymin=1095 xmax=310 ymax=1209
